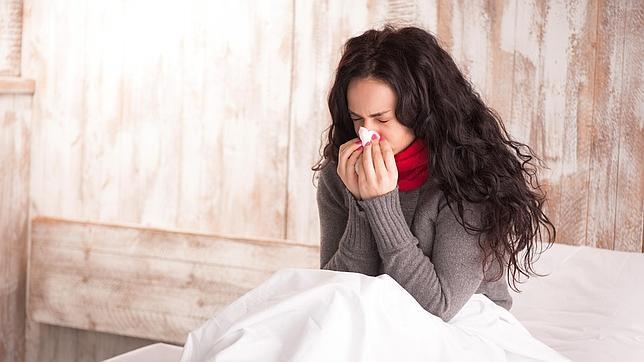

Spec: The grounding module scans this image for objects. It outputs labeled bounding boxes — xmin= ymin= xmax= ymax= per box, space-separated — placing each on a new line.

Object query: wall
xmin=1 ymin=0 xmax=31 ymax=360
xmin=0 ymin=90 xmax=31 ymax=362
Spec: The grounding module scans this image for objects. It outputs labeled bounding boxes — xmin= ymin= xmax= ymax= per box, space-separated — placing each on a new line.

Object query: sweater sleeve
xmin=357 ymin=186 xmax=485 ymax=321
xmin=316 ymin=167 xmax=380 ymax=276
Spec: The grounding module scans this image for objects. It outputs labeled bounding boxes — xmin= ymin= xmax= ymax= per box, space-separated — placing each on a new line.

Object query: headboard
xmin=27 ymin=217 xmax=319 ymax=344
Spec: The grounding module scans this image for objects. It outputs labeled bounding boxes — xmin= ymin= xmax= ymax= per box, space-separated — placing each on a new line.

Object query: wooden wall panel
xmin=22 ymin=0 xmax=293 ymax=239
xmin=587 ymin=0 xmax=623 ymax=250
xmin=0 ymin=0 xmax=22 ymax=75
xmin=606 ymin=0 xmax=643 ymax=252
xmin=587 ymin=0 xmax=641 ymax=251
xmin=0 ymin=93 xmax=31 ymax=362
xmin=20 ymin=0 xmax=296 ymax=360
xmin=553 ymin=0 xmax=598 ymax=250
xmin=511 ymin=0 xmax=598 ymax=249
xmin=430 ymin=0 xmax=517 ymax=163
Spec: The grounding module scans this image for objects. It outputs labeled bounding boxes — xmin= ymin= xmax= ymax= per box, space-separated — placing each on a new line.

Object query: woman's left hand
xmin=356 ymin=137 xmax=398 ymax=200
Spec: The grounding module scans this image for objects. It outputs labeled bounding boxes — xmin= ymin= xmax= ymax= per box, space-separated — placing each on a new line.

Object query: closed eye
xmin=351 ymin=118 xmax=389 ymax=123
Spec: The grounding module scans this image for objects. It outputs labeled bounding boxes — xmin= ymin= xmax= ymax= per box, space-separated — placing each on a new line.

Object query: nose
xmin=361 ymin=117 xmax=379 ymax=130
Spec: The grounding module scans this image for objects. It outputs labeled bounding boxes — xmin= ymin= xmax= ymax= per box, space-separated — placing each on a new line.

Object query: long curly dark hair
xmin=312 ymin=24 xmax=556 ymax=292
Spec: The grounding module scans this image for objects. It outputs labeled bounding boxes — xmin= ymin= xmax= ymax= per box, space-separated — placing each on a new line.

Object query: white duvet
xmin=180 ymin=268 xmax=569 ymax=362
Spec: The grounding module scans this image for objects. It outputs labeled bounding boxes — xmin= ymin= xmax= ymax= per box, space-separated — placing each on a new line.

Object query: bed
xmin=506 ymin=243 xmax=644 ymax=361
xmin=101 ymin=242 xmax=644 ymax=361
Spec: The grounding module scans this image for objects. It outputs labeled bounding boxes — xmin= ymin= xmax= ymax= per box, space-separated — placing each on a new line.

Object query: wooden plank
xmin=170 ymin=0 xmax=294 ymax=238
xmin=478 ymin=0 xmax=517 ymax=123
xmin=429 ymin=1 xmax=517 ymax=153
xmin=0 ymin=93 xmax=32 ymax=362
xmin=0 ymin=77 xmax=35 ymax=94
xmin=0 ymin=0 xmax=22 ymax=76
xmin=613 ymin=0 xmax=643 ymax=252
xmin=555 ymin=0 xmax=598 ymax=249
xmin=587 ymin=0 xmax=628 ymax=250
xmin=510 ymin=0 xmax=555 ymax=240
xmin=519 ymin=0 xmax=599 ymax=249
xmin=509 ymin=0 xmax=597 ymax=247
xmin=435 ymin=0 xmax=455 ymax=52
xmin=27 ymin=217 xmax=319 ymax=344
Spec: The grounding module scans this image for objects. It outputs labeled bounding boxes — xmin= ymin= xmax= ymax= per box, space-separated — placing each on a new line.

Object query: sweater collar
xmin=394 ymin=138 xmax=429 ymax=192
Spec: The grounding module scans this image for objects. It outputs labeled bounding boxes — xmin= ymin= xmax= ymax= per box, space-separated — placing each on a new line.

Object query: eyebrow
xmin=348 ymin=109 xmax=390 ymax=118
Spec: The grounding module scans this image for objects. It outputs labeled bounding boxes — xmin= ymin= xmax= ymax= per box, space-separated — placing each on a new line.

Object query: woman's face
xmin=346 ymin=77 xmax=416 ymax=155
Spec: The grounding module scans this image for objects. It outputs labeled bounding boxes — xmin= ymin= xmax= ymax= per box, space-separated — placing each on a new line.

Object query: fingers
xmin=356 ymin=154 xmax=366 ymax=184
xmin=339 ymin=138 xmax=362 ymax=162
xmin=347 ymin=145 xmax=363 ymax=176
xmin=380 ymin=139 xmax=397 ymax=175
xmin=371 ymin=140 xmax=388 ymax=176
xmin=362 ymin=140 xmax=376 ymax=181
xmin=338 ymin=138 xmax=362 ymax=176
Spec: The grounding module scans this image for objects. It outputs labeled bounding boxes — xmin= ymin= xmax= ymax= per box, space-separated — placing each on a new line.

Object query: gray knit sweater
xmin=316 ymin=162 xmax=512 ymax=322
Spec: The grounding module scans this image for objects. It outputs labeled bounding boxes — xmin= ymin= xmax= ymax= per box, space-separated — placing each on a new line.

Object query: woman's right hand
xmin=337 ymin=138 xmax=364 ymax=200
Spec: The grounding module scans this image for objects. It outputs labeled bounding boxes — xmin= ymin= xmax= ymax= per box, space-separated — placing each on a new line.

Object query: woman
xmin=312 ymin=25 xmax=556 ymax=322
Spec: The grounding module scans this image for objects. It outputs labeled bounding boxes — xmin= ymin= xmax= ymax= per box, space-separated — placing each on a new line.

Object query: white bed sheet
xmin=508 ymin=243 xmax=644 ymax=361
xmin=104 ymin=243 xmax=644 ymax=362
xmin=179 ymin=269 xmax=567 ymax=361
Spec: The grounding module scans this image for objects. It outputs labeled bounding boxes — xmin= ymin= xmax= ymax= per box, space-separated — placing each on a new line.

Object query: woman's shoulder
xmin=315 ymin=161 xmax=346 ymax=201
xmin=317 ymin=160 xmax=339 ymax=185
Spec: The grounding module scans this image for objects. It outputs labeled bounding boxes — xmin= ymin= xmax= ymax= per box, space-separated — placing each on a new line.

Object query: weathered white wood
xmin=613 ymin=0 xmax=643 ymax=252
xmin=0 ymin=0 xmax=22 ymax=76
xmin=0 ymin=93 xmax=32 ymax=362
xmin=0 ymin=77 xmax=35 ymax=94
xmin=22 ymin=0 xmax=293 ymax=238
xmin=509 ymin=0 xmax=598 ymax=248
xmin=466 ymin=1 xmax=516 ymax=123
xmin=28 ymin=217 xmax=319 ymax=344
xmin=587 ymin=0 xmax=628 ymax=250
xmin=21 ymin=1 xmax=296 ymax=357
xmin=554 ymin=0 xmax=598 ymax=250
xmin=511 ymin=0 xmax=560 ymax=238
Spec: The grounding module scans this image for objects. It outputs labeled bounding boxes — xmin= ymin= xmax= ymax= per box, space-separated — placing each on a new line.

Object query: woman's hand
xmin=337 ymin=138 xmax=364 ymax=200
xmin=356 ymin=137 xmax=398 ymax=200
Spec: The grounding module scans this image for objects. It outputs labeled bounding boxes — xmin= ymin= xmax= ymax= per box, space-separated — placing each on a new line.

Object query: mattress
xmin=103 ymin=343 xmax=183 ymax=362
xmin=103 ymin=243 xmax=644 ymax=362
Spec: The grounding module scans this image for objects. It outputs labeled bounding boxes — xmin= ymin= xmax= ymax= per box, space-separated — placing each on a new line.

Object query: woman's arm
xmin=317 ymin=168 xmax=380 ymax=276
xmin=358 ymin=187 xmax=485 ymax=321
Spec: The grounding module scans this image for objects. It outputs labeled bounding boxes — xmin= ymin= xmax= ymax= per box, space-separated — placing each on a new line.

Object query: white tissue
xmin=358 ymin=126 xmax=380 ymax=146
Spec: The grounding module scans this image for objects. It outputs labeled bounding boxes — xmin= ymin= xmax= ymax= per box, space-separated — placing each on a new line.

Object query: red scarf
xmin=394 ymin=138 xmax=429 ymax=192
